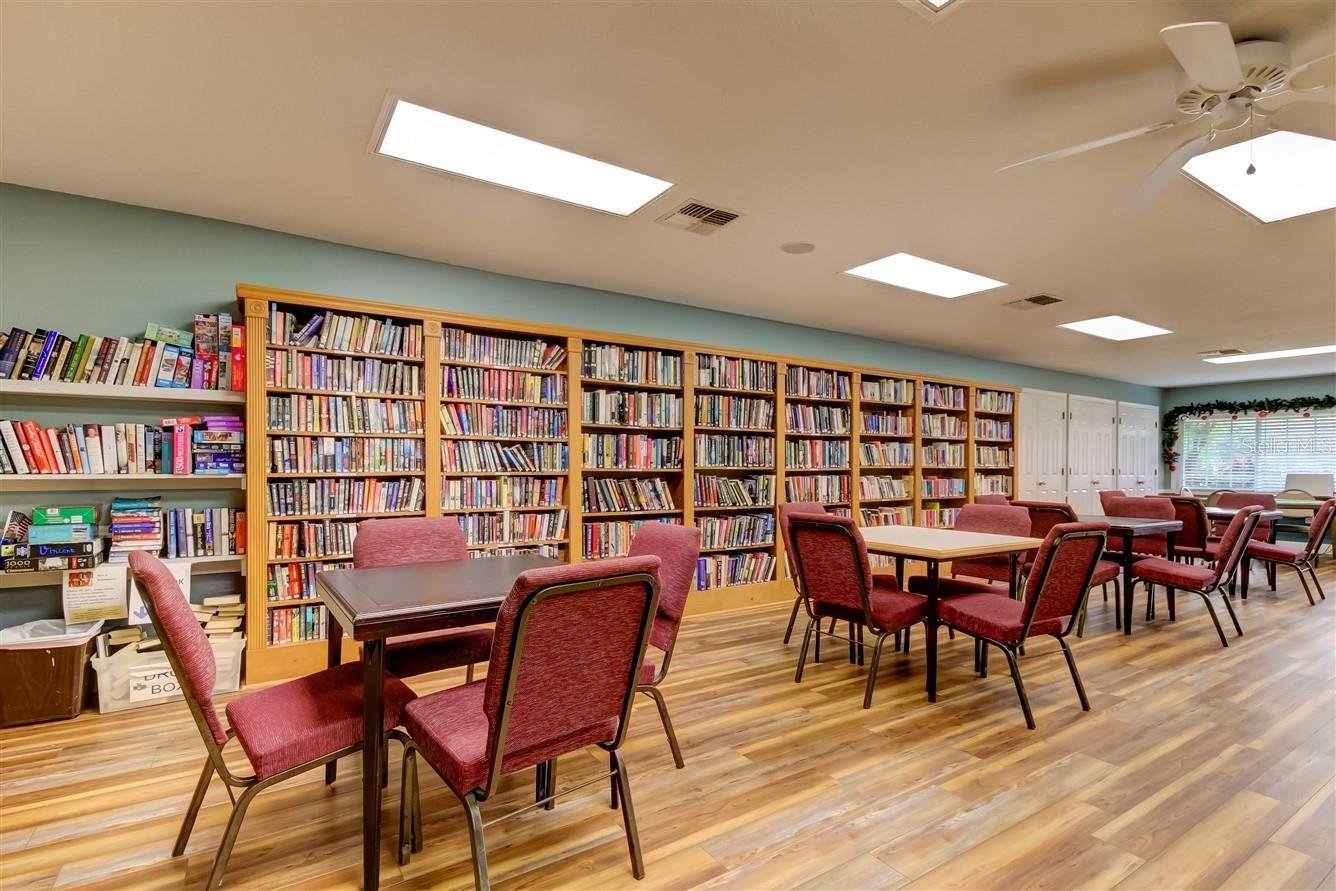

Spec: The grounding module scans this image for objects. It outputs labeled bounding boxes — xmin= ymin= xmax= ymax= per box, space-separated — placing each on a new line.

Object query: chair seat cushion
xmin=868 ymin=582 xmax=927 ymax=631
xmin=1245 ymin=540 xmax=1303 ymax=565
xmin=907 ymin=575 xmax=1004 ymax=597
xmin=1131 ymin=557 xmax=1216 ymax=591
xmin=950 ymin=555 xmax=1013 ymax=583
xmin=937 ymin=593 xmax=1063 ymax=643
xmin=226 ymin=662 xmax=416 ymax=780
xmin=1091 ymin=559 xmax=1120 ymax=586
xmin=403 ymin=681 xmax=616 ymax=795
xmin=384 ymin=626 xmax=494 ymax=678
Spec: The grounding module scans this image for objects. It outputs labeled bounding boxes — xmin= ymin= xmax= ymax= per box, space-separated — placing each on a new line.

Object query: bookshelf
xmin=0 ymin=378 xmax=245 ymax=405
xmin=237 ymin=284 xmax=1020 ymax=681
xmin=972 ymin=387 xmax=1017 ymax=501
xmin=918 ymin=379 xmax=970 ymax=528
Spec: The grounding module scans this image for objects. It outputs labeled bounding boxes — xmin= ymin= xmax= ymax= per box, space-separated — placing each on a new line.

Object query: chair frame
xmin=636 ymin=648 xmax=684 ymax=769
xmin=1131 ymin=509 xmax=1262 ymax=647
xmin=398 ymin=569 xmax=659 ymax=891
xmin=937 ymin=526 xmax=1107 ymax=730
xmin=1244 ymin=501 xmax=1335 ymax=606
xmin=788 ymin=516 xmax=922 ymax=709
xmin=128 ymin=575 xmax=417 ymax=891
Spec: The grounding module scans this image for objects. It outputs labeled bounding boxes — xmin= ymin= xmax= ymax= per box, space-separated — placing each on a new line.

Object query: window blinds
xmin=1180 ymin=410 xmax=1336 ymax=491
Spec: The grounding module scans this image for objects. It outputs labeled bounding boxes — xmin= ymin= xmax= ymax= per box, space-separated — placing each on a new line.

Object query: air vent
xmin=1005 ymin=294 xmax=1063 ymax=311
xmin=1198 ymin=348 xmax=1247 ymax=358
xmin=655 ymin=200 xmax=741 ymax=236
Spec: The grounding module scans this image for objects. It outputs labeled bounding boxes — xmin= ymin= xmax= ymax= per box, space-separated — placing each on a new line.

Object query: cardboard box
xmin=31 ymin=506 xmax=98 ymax=526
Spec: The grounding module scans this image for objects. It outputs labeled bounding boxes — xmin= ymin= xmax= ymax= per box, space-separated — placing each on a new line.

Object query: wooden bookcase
xmin=238 ymin=284 xmax=1019 ymax=682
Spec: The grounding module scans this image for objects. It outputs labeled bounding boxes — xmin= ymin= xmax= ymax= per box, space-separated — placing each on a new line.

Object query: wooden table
xmin=860 ymin=525 xmax=1043 ymax=701
xmin=1075 ymin=515 xmax=1182 ymax=635
xmin=317 ymin=555 xmax=560 ymax=891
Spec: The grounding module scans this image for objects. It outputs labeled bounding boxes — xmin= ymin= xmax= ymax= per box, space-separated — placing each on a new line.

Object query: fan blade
xmin=1256 ymin=83 xmax=1335 ymax=112
xmin=1289 ymin=51 xmax=1336 ymax=91
xmin=996 ymin=120 xmax=1180 ymax=172
xmin=1268 ymin=101 xmax=1336 ymax=140
xmin=1121 ymin=132 xmax=1215 ymax=211
xmin=1161 ymin=22 xmax=1244 ymax=92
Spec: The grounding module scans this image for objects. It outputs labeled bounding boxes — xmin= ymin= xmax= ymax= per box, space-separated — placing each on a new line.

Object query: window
xmin=1180 ymin=410 xmax=1336 ymax=491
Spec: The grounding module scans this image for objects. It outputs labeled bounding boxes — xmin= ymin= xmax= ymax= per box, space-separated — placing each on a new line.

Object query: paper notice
xmin=63 ymin=563 xmax=130 ymax=623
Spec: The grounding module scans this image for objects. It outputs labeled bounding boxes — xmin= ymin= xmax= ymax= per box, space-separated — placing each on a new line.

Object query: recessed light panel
xmin=1058 ymin=315 xmax=1172 ymax=341
xmin=844 ymin=253 xmax=1006 ymax=298
xmin=376 ymin=99 xmax=673 ymax=215
xmin=1181 ymin=131 xmax=1336 ymax=223
xmin=1203 ymin=344 xmax=1336 ymax=364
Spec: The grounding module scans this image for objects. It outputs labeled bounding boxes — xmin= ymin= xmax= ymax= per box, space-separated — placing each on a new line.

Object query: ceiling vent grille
xmin=1005 ymin=294 xmax=1063 ymax=311
xmin=656 ymin=200 xmax=741 ymax=235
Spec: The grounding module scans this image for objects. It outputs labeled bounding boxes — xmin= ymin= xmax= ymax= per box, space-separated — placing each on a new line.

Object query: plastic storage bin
xmin=91 ymin=636 xmax=246 ymax=714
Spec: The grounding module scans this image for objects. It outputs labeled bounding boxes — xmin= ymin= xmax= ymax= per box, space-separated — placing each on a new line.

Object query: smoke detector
xmin=1005 ymin=294 xmax=1064 ymax=311
xmin=656 ymin=200 xmax=741 ymax=236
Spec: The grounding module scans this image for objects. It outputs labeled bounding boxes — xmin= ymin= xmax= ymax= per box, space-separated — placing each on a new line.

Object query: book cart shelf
xmin=239 ymin=284 xmax=1019 ymax=682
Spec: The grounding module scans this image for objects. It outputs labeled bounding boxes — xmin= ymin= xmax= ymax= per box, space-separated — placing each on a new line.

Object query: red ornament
xmin=1231 ymin=414 xmax=1238 ymax=421
xmin=1258 ymin=410 xmax=1269 ymax=418
xmin=1169 ymin=463 xmax=1177 ymax=472
xmin=1200 ymin=414 xmax=1209 ymax=421
xmin=1304 ymin=410 xmax=1312 ymax=418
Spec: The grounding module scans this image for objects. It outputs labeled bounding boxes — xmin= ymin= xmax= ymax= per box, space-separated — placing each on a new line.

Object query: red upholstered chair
xmin=779 ymin=500 xmax=830 ymax=644
xmin=627 ymin=522 xmax=702 ymax=769
xmin=929 ymin=522 xmax=1108 ymax=729
xmin=128 ymin=552 xmax=417 ymax=891
xmin=1013 ymin=500 xmax=1120 ymax=635
xmin=1102 ymin=496 xmax=1174 ymax=558
xmin=1211 ymin=492 xmax=1276 ymax=542
xmin=948 ymin=503 xmax=1032 ymax=586
xmin=1130 ymin=506 xmax=1262 ymax=647
xmin=398 ymin=557 xmax=660 ymax=891
xmin=1245 ymin=499 xmax=1336 ymax=605
xmin=789 ymin=514 xmax=926 ymax=708
xmin=1169 ymin=496 xmax=1212 ymax=562
xmin=354 ymin=517 xmax=493 ymax=681
xmin=1098 ymin=489 xmax=1127 ymax=513
xmin=974 ymin=494 xmax=1011 ymax=505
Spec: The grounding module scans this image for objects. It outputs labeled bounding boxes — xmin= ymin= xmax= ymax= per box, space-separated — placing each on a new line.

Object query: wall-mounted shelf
xmin=0 ymin=553 xmax=244 ymax=589
xmin=0 ymin=378 xmax=244 ymax=404
xmin=1 ymin=473 xmax=246 ymax=491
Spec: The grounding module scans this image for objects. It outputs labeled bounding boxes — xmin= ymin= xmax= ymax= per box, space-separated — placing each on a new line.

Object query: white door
xmin=1017 ymin=389 xmax=1067 ymax=503
xmin=1117 ymin=401 xmax=1160 ymax=497
xmin=1068 ymin=395 xmax=1117 ymax=514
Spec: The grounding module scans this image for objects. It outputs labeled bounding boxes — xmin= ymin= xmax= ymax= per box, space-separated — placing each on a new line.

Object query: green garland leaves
xmin=1162 ymin=394 xmax=1336 ymax=467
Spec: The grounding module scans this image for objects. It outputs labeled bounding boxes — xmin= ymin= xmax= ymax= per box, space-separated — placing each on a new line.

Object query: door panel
xmin=1068 ymin=395 xmax=1117 ymax=514
xmin=1018 ymin=389 xmax=1067 ymax=503
xmin=1117 ymin=401 xmax=1160 ymax=497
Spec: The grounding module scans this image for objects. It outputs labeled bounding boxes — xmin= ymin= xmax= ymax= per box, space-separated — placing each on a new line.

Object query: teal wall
xmin=1162 ymin=374 xmax=1336 ymax=412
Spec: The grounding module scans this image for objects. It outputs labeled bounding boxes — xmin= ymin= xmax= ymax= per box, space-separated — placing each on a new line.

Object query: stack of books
xmin=0 ymin=316 xmax=244 ymax=390
xmin=2 ymin=505 xmax=102 ymax=573
xmin=194 ymin=594 xmax=246 ymax=639
xmin=107 ymin=497 xmax=163 ymax=563
xmin=186 ymin=417 xmax=245 ymax=475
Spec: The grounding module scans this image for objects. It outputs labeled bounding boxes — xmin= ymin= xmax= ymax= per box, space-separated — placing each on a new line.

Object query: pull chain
xmin=1246 ymin=103 xmax=1257 ymax=175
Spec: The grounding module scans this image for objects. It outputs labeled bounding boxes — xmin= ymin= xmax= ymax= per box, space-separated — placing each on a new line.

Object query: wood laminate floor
xmin=3 ymin=563 xmax=1335 ymax=890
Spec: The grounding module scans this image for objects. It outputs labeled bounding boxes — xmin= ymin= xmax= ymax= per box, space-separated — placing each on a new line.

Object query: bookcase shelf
xmin=2 ymin=473 xmax=245 ymax=491
xmin=237 ymin=284 xmax=1019 ymax=682
xmin=0 ymin=378 xmax=245 ymax=404
xmin=0 ymin=553 xmax=244 ymax=589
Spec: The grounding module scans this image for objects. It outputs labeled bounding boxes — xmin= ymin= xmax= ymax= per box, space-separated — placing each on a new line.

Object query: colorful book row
xmin=786 ymin=404 xmax=850 ymax=435
xmin=583 ymin=389 xmax=683 ymax=428
xmin=695 ymin=474 xmax=775 ymax=509
xmin=457 ymin=510 xmax=568 ymax=546
xmin=697 ymin=551 xmax=776 ymax=590
xmin=267 ymin=560 xmax=351 ymax=602
xmin=582 ymin=343 xmax=682 ymax=386
xmin=786 ymin=366 xmax=850 ymax=400
xmin=270 ymin=308 xmax=424 ymax=359
xmin=861 ymin=412 xmax=914 ymax=436
xmin=922 ymin=413 xmax=969 ymax=438
xmin=861 ymin=441 xmax=914 ymax=467
xmin=695 ymin=395 xmax=774 ymax=430
xmin=859 ymin=475 xmax=910 ymax=500
xmin=443 ymin=476 xmax=565 ymax=511
xmin=266 ymin=603 xmax=329 ymax=645
xmin=440 ymin=327 xmax=565 ymax=370
xmin=581 ymin=517 xmax=675 ymax=559
xmin=784 ymin=474 xmax=850 ymax=503
xmin=697 ymin=512 xmax=775 ymax=550
xmin=696 ymin=355 xmax=775 ymax=393
xmin=861 ymin=378 xmax=913 ymax=404
xmin=922 ymin=476 xmax=967 ymax=498
xmin=975 ymin=390 xmax=1015 ymax=413
xmin=583 ymin=477 xmax=675 ymax=513
xmin=267 ymin=520 xmax=358 ymax=560
xmin=583 ymin=434 xmax=684 ymax=470
xmin=441 ymin=441 xmax=569 ymax=473
xmin=785 ymin=439 xmax=848 ymax=470
xmin=440 ymin=403 xmax=568 ymax=439
xmin=266 ymin=350 xmax=421 ymax=396
xmin=267 ymin=436 xmax=424 ymax=474
xmin=443 ymin=365 xmax=567 ymax=403
xmin=266 ymin=394 xmax=425 ymax=434
xmin=922 ymin=442 xmax=966 ymax=467
xmin=695 ymin=434 xmax=774 ymax=468
xmin=267 ymin=477 xmax=426 ymax=517
xmin=921 ymin=383 xmax=966 ymax=409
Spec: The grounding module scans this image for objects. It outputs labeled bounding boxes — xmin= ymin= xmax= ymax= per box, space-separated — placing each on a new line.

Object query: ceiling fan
xmin=998 ymin=21 xmax=1336 ymax=209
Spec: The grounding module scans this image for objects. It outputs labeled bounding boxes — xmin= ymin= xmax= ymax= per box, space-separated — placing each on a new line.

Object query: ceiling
xmin=3 ymin=0 xmax=1334 ymax=387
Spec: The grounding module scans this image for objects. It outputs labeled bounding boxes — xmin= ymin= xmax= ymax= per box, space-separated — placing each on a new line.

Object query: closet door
xmin=1017 ymin=389 xmax=1067 ymax=503
xmin=1067 ymin=395 xmax=1117 ymax=514
xmin=1117 ymin=401 xmax=1160 ymax=497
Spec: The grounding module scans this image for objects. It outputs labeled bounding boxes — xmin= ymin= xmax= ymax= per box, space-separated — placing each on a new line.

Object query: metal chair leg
xmin=398 ymin=748 xmax=417 ymax=865
xmin=794 ymin=617 xmax=816 ymax=683
xmin=1307 ymin=564 xmax=1325 ymax=600
xmin=609 ymin=749 xmax=619 ymax=811
xmin=1219 ymin=587 xmax=1244 ymax=637
xmin=610 ymin=749 xmax=646 ymax=880
xmin=204 ymin=783 xmax=261 ymax=891
xmin=1076 ymin=596 xmax=1088 ymax=638
xmin=535 ymin=760 xmax=549 ymax=807
xmin=174 ymin=757 xmax=215 ymax=857
xmin=980 ymin=640 xmax=989 ymax=678
xmin=462 ymin=792 xmax=491 ymax=891
xmin=1145 ymin=583 xmax=1155 ymax=621
xmin=544 ymin=758 xmax=557 ymax=810
xmin=1001 ymin=645 xmax=1035 ymax=730
xmin=1057 ymin=636 xmax=1090 ymax=711
xmin=324 ymin=761 xmax=337 ymax=785
xmin=640 ymin=685 xmax=685 ymax=768
xmin=1294 ymin=565 xmax=1316 ymax=606
xmin=1198 ymin=591 xmax=1230 ymax=647
xmin=782 ymin=595 xmax=801 ymax=644
xmin=862 ymin=632 xmax=889 ymax=710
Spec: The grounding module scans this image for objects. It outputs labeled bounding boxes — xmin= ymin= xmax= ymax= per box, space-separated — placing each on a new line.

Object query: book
xmin=0 ymin=328 xmax=29 ymax=378
xmin=144 ymin=322 xmax=194 ymax=349
xmin=155 ymin=344 xmax=180 ymax=387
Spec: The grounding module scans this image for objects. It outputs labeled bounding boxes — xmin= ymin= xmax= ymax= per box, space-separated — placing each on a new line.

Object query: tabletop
xmin=1076 ymin=514 xmax=1182 ymax=535
xmin=317 ymin=554 xmax=560 ymax=641
xmin=1205 ymin=506 xmax=1285 ymax=521
xmin=860 ymin=525 xmax=1043 ymax=560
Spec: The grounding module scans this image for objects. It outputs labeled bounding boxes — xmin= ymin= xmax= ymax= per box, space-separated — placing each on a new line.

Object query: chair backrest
xmin=353 ymin=516 xmax=467 ymax=568
xmin=1277 ymin=488 xmax=1316 ymax=519
xmin=1021 ymin=522 xmax=1108 ymax=636
xmin=1285 ymin=473 xmax=1334 ymax=497
xmin=1214 ymin=492 xmax=1276 ymax=539
xmin=1012 ymin=500 xmax=1079 ymax=540
xmin=1103 ymin=495 xmax=1174 ymax=520
xmin=1205 ymin=489 xmax=1235 ymax=507
xmin=627 ymin=522 xmax=702 ymax=655
xmin=1097 ymin=489 xmax=1126 ymax=513
xmin=480 ymin=556 xmax=659 ymax=798
xmin=1303 ymin=500 xmax=1336 ymax=561
xmin=127 ymin=551 xmax=227 ymax=748
xmin=1212 ymin=506 xmax=1263 ymax=586
xmin=974 ymin=494 xmax=1011 ymax=505
xmin=1168 ymin=496 xmax=1211 ymax=551
xmin=954 ymin=503 xmax=1032 ymax=537
xmin=778 ymin=500 xmax=829 ymax=578
xmin=788 ymin=513 xmax=875 ymax=627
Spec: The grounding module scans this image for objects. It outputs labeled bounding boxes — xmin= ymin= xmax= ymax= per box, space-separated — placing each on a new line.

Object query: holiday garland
xmin=1161 ymin=394 xmax=1335 ymax=469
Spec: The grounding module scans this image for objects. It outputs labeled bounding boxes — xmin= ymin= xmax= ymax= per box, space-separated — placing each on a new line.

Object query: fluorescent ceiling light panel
xmin=376 ymin=99 xmax=672 ymax=215
xmin=1203 ymin=344 xmax=1336 ymax=364
xmin=921 ymin=0 xmax=955 ymax=7
xmin=1058 ymin=315 xmax=1172 ymax=341
xmin=844 ymin=252 xmax=1006 ymax=298
xmin=1181 ymin=131 xmax=1336 ymax=223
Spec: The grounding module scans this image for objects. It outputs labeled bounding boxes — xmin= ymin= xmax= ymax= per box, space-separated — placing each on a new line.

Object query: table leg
xmin=326 ymin=617 xmax=346 ymax=785
xmin=362 ymin=638 xmax=385 ymax=891
xmin=1121 ymin=532 xmax=1134 ymax=635
xmin=895 ymin=556 xmax=905 ymax=584
xmin=1008 ymin=553 xmax=1020 ymax=599
xmin=926 ymin=560 xmax=939 ymax=702
xmin=1241 ymin=551 xmax=1251 ymax=599
xmin=1164 ymin=531 xmax=1177 ymax=617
